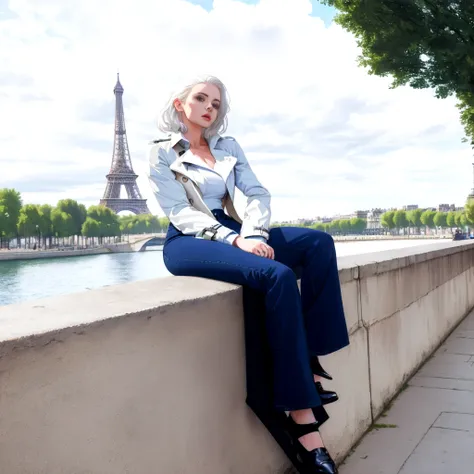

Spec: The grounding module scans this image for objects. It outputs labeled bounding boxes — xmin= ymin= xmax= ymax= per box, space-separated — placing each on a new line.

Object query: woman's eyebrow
xmin=197 ymin=92 xmax=220 ymax=102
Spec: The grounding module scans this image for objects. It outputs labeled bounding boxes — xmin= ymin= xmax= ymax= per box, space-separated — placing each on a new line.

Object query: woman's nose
xmin=206 ymin=103 xmax=213 ymax=111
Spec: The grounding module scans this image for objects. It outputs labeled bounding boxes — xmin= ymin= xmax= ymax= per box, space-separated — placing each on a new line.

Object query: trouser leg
xmin=268 ymin=227 xmax=349 ymax=356
xmin=163 ymin=234 xmax=320 ymax=411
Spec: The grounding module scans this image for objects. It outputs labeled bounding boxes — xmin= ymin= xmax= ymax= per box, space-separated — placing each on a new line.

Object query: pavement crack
xmin=432 ymin=426 xmax=470 ymax=433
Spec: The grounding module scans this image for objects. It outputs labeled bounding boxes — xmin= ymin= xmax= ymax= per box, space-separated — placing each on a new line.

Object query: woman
xmin=148 ymin=75 xmax=349 ymax=474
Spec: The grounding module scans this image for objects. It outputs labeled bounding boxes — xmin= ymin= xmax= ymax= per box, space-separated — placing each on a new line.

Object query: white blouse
xmin=186 ymin=163 xmax=227 ymax=211
xmin=186 ymin=162 xmax=265 ymax=245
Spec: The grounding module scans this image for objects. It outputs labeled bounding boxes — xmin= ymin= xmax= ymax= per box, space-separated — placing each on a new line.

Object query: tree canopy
xmin=321 ymin=0 xmax=474 ymax=145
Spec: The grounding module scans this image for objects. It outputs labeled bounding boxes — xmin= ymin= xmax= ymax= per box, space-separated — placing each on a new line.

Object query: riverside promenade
xmin=340 ymin=308 xmax=474 ymax=474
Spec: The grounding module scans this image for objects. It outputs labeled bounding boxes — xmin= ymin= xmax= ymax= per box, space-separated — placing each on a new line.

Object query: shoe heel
xmin=311 ymin=356 xmax=333 ymax=381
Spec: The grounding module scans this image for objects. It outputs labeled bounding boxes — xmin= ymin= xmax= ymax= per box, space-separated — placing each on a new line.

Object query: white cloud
xmin=0 ymin=0 xmax=472 ymax=222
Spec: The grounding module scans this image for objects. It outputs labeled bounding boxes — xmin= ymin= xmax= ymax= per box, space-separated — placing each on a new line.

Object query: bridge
xmin=126 ymin=233 xmax=167 ymax=252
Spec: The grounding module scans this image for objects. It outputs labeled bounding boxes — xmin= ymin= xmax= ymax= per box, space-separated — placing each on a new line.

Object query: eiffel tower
xmin=100 ymin=74 xmax=150 ymax=215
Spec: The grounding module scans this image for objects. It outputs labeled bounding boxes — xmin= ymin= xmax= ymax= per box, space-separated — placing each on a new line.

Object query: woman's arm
xmin=230 ymin=139 xmax=272 ymax=241
xmin=148 ymin=145 xmax=238 ymax=244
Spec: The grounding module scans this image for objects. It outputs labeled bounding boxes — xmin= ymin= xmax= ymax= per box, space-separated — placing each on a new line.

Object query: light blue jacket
xmin=148 ymin=132 xmax=271 ymax=243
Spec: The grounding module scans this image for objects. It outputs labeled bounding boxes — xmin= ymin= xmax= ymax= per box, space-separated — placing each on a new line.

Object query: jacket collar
xmin=169 ymin=132 xmax=222 ymax=150
xmin=169 ymin=132 xmax=236 ymax=184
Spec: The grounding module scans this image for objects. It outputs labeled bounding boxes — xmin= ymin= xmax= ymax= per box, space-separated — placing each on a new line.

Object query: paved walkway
xmin=340 ymin=309 xmax=474 ymax=474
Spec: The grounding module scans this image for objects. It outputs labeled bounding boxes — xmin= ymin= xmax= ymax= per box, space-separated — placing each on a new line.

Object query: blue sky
xmin=187 ymin=0 xmax=336 ymax=25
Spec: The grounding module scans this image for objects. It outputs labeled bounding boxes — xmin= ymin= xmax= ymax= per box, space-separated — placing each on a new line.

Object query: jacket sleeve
xmin=148 ymin=145 xmax=238 ymax=244
xmin=231 ymin=140 xmax=272 ymax=241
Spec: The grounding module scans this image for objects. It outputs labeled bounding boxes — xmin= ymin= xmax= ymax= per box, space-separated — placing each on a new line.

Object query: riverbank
xmin=0 ymin=243 xmax=132 ymax=262
xmin=0 ymin=235 xmax=452 ymax=261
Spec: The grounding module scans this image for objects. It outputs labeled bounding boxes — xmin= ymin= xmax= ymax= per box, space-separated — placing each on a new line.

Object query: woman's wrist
xmin=232 ymin=236 xmax=243 ymax=247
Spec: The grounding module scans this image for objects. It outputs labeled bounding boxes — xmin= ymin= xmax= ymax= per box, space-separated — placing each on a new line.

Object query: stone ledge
xmin=2 ymin=242 xmax=472 ymax=353
xmin=338 ymin=240 xmax=474 ymax=279
xmin=0 ymin=277 xmax=241 ymax=356
xmin=1 ymin=240 xmax=473 ymax=473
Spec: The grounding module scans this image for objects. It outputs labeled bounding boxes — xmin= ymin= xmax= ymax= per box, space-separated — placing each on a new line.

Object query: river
xmin=0 ymin=239 xmax=448 ymax=307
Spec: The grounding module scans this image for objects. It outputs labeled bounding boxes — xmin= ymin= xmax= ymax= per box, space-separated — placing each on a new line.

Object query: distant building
xmin=437 ymin=204 xmax=456 ymax=212
xmin=354 ymin=210 xmax=369 ymax=219
xmin=367 ymin=208 xmax=386 ymax=229
xmin=403 ymin=204 xmax=419 ymax=211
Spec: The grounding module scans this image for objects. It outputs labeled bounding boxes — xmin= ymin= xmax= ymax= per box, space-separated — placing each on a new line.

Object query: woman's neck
xmin=182 ymin=121 xmax=207 ymax=148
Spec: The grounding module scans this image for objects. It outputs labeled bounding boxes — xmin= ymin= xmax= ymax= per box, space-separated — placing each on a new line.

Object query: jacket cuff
xmin=224 ymin=231 xmax=239 ymax=245
xmin=240 ymin=225 xmax=270 ymax=241
xmin=245 ymin=236 xmax=266 ymax=242
xmin=196 ymin=224 xmax=239 ymax=244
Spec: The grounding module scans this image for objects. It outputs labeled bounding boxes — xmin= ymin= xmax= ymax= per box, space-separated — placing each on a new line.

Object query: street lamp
xmin=35 ymin=225 xmax=41 ymax=250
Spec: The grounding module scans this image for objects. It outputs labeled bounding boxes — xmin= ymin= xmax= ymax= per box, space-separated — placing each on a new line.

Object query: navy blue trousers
xmin=163 ymin=210 xmax=349 ymax=413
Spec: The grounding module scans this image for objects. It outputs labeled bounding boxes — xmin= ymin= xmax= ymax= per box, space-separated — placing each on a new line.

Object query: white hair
xmin=159 ymin=75 xmax=230 ymax=139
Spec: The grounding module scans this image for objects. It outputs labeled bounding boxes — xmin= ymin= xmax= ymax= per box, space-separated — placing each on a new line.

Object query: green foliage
xmin=350 ymin=217 xmax=367 ymax=233
xmin=393 ymin=210 xmax=408 ymax=229
xmin=311 ymin=223 xmax=326 ymax=231
xmin=118 ymin=214 xmax=169 ymax=234
xmin=51 ymin=209 xmax=76 ymax=237
xmin=339 ymin=219 xmax=351 ymax=233
xmin=81 ymin=218 xmax=101 ymax=237
xmin=420 ymin=210 xmax=436 ymax=228
xmin=454 ymin=210 xmax=464 ymax=226
xmin=17 ymin=204 xmax=43 ymax=237
xmin=0 ymin=187 xmax=170 ymax=240
xmin=433 ymin=211 xmax=448 ymax=227
xmin=39 ymin=204 xmax=54 ymax=236
xmin=0 ymin=188 xmax=22 ymax=237
xmin=381 ymin=210 xmax=395 ymax=229
xmin=407 ymin=209 xmax=423 ymax=228
xmin=56 ymin=199 xmax=87 ymax=236
xmin=460 ymin=213 xmax=469 ymax=227
xmin=465 ymin=199 xmax=474 ymax=224
xmin=85 ymin=205 xmax=121 ymax=237
xmin=446 ymin=211 xmax=456 ymax=227
xmin=321 ymin=0 xmax=474 ymax=145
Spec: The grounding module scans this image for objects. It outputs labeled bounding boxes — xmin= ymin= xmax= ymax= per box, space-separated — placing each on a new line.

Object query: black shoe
xmin=284 ymin=414 xmax=338 ymax=474
xmin=315 ymin=382 xmax=338 ymax=406
xmin=310 ymin=356 xmax=333 ymax=381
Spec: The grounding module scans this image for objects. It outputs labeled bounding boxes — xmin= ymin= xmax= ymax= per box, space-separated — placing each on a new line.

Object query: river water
xmin=0 ymin=239 xmax=448 ymax=307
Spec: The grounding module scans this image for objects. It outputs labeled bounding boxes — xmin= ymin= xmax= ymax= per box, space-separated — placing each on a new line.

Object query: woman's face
xmin=174 ymin=83 xmax=221 ymax=129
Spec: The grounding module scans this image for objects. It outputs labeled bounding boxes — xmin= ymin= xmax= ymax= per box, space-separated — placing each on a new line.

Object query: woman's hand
xmin=233 ymin=236 xmax=274 ymax=259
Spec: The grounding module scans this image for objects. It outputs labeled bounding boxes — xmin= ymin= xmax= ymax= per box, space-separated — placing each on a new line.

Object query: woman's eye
xmin=212 ymin=103 xmax=220 ymax=110
xmin=196 ymin=95 xmax=205 ymax=102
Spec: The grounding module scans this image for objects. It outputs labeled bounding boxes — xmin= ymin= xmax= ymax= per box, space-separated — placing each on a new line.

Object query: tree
xmin=381 ymin=210 xmax=395 ymax=231
xmin=339 ymin=219 xmax=351 ymax=234
xmin=51 ymin=209 xmax=76 ymax=237
xmin=454 ymin=210 xmax=464 ymax=227
xmin=433 ymin=212 xmax=448 ymax=228
xmin=407 ymin=209 xmax=423 ymax=233
xmin=393 ymin=210 xmax=408 ymax=232
xmin=328 ymin=220 xmax=341 ymax=234
xmin=0 ymin=188 xmax=22 ymax=237
xmin=311 ymin=223 xmax=326 ymax=232
xmin=17 ymin=204 xmax=42 ymax=239
xmin=350 ymin=217 xmax=367 ymax=234
xmin=460 ymin=213 xmax=469 ymax=228
xmin=421 ymin=210 xmax=436 ymax=229
xmin=82 ymin=218 xmax=101 ymax=237
xmin=321 ymin=0 xmax=474 ymax=146
xmin=446 ymin=211 xmax=456 ymax=228
xmin=465 ymin=199 xmax=474 ymax=224
xmin=87 ymin=205 xmax=120 ymax=237
xmin=56 ymin=199 xmax=87 ymax=236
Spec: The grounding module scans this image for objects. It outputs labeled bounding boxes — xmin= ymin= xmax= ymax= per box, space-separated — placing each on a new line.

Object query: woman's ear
xmin=173 ymin=98 xmax=183 ymax=112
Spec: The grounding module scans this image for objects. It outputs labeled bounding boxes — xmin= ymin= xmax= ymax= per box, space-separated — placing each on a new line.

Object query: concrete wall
xmin=1 ymin=240 xmax=473 ymax=474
